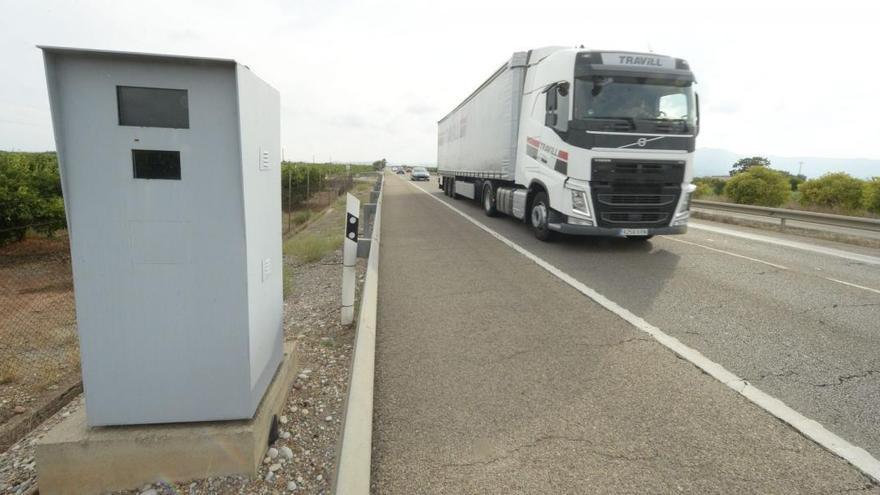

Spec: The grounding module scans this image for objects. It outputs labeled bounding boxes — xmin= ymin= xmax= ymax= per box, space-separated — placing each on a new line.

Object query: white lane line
xmin=663 ymin=236 xmax=790 ymax=271
xmin=401 ymin=178 xmax=880 ymax=483
xmin=689 ymin=221 xmax=880 ymax=266
xmin=825 ymin=278 xmax=880 ymax=296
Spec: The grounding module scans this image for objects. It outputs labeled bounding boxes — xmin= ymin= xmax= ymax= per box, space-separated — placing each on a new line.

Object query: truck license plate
xmin=622 ymin=228 xmax=648 ymax=236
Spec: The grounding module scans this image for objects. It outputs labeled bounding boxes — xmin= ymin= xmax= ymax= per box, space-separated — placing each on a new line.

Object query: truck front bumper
xmin=547 ymin=222 xmax=687 ymax=237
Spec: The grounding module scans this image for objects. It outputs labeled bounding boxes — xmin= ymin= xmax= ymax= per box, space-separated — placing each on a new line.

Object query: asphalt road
xmin=371 ymin=174 xmax=880 ymax=494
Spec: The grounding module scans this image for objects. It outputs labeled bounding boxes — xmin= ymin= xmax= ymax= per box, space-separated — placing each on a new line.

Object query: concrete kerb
xmin=332 ymin=174 xmax=383 ymax=495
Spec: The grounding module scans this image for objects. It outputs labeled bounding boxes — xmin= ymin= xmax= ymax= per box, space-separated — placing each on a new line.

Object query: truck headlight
xmin=673 ymin=184 xmax=697 ymax=226
xmin=571 ymin=190 xmax=591 ymax=218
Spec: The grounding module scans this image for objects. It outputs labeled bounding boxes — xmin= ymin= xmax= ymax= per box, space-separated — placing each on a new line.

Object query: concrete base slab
xmin=35 ymin=342 xmax=298 ymax=495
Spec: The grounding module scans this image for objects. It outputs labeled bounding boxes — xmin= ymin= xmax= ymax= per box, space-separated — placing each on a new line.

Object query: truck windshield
xmin=573 ymin=76 xmax=696 ymax=133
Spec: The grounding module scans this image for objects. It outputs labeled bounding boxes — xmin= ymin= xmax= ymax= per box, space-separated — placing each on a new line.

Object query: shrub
xmin=723 ymin=166 xmax=790 ymax=207
xmin=864 ymin=178 xmax=880 ymax=214
xmin=0 ymin=151 xmax=66 ymax=245
xmin=798 ymin=172 xmax=865 ymax=211
xmin=693 ymin=177 xmax=726 ymax=197
xmin=693 ymin=182 xmax=713 ymax=199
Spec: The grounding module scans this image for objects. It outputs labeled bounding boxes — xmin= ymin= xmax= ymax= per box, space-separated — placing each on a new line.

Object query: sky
xmin=2 ymin=0 xmax=879 ymax=165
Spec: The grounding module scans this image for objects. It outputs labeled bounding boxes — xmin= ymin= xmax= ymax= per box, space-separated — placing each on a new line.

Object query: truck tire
xmin=482 ymin=182 xmax=498 ymax=217
xmin=529 ymin=191 xmax=555 ymax=241
xmin=443 ymin=178 xmax=452 ymax=197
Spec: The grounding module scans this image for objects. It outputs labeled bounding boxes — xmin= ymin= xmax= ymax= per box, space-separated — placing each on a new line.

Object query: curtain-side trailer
xmin=437 ymin=46 xmax=699 ymax=241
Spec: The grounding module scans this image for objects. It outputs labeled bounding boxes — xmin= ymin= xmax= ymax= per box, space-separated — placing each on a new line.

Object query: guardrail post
xmin=780 ymin=217 xmax=787 ymax=231
xmin=362 ymin=203 xmax=377 ymax=238
xmin=342 ymin=193 xmax=359 ymax=325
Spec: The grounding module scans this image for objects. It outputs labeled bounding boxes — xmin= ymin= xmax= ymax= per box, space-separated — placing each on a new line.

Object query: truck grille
xmin=591 ymin=159 xmax=685 ymax=184
xmin=596 ymin=193 xmax=676 ymax=207
xmin=591 ymin=159 xmax=684 ymax=229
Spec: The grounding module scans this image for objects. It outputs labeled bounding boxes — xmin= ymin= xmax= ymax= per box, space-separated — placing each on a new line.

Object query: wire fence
xmin=282 ymin=170 xmax=356 ymax=235
xmin=0 ymin=230 xmax=79 ymax=437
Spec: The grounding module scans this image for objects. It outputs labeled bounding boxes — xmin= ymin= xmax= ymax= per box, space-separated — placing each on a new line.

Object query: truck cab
xmin=517 ymin=47 xmax=698 ymax=239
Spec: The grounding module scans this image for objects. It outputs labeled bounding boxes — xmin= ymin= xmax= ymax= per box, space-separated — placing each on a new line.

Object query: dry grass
xmin=292 ymin=209 xmax=313 ymax=226
xmin=0 ymin=359 xmax=21 ymax=385
xmin=286 ymin=235 xmax=342 ymax=263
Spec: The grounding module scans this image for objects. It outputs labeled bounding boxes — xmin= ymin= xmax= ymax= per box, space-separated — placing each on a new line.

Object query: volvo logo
xmin=619 ymin=136 xmax=665 ymax=149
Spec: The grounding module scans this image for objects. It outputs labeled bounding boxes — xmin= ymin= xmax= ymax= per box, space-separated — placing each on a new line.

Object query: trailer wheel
xmin=529 ymin=191 xmax=555 ymax=241
xmin=482 ymin=182 xmax=498 ymax=217
xmin=443 ymin=178 xmax=451 ymax=197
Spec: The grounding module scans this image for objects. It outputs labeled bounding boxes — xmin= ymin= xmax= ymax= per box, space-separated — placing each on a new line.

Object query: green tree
xmin=798 ymin=172 xmax=865 ymax=211
xmin=372 ymin=158 xmax=387 ymax=171
xmin=0 ymin=151 xmax=66 ymax=245
xmin=723 ymin=166 xmax=790 ymax=207
xmin=861 ymin=177 xmax=880 ymax=214
xmin=777 ymin=170 xmax=807 ymax=192
xmin=730 ymin=156 xmax=771 ymax=176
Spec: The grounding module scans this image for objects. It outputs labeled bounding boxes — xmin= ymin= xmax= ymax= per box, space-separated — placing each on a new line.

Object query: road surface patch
xmin=403 ymin=177 xmax=880 ymax=484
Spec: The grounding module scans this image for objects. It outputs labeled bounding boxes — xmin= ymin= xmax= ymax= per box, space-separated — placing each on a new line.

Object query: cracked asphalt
xmin=370 ymin=176 xmax=880 ymax=494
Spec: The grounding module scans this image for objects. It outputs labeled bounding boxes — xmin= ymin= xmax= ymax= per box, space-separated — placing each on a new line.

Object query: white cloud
xmin=1 ymin=0 xmax=879 ymax=162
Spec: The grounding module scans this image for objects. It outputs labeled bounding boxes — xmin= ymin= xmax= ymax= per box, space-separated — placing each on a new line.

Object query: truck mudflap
xmin=547 ymin=222 xmax=687 ymax=237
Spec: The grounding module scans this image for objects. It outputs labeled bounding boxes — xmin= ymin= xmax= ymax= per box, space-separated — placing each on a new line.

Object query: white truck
xmin=437 ymin=46 xmax=698 ymax=241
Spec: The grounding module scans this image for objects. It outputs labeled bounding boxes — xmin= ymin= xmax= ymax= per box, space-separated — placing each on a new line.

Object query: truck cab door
xmin=536 ymin=82 xmax=570 ymax=176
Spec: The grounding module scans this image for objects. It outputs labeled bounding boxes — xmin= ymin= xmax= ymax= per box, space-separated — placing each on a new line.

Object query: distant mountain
xmin=695 ymin=148 xmax=879 ymax=179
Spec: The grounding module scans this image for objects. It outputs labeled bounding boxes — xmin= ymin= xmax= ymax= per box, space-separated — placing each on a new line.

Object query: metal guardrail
xmin=692 ymin=200 xmax=880 ymax=233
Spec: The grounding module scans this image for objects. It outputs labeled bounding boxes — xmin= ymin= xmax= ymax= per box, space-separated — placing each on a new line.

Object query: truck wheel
xmin=482 ymin=183 xmax=498 ymax=217
xmin=443 ymin=178 xmax=452 ymax=197
xmin=529 ymin=191 xmax=555 ymax=241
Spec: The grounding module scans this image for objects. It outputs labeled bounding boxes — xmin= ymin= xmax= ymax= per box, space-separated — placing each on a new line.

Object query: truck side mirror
xmin=556 ymin=83 xmax=570 ymax=133
xmin=545 ymin=84 xmax=558 ymax=127
xmin=557 ymin=82 xmax=569 ymax=97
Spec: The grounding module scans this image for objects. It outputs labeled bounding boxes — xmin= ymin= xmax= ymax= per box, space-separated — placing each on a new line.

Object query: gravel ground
xmin=0 ymin=243 xmax=365 ymax=495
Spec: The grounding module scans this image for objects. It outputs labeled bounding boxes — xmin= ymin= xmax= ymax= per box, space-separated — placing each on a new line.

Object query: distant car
xmin=396 ymin=167 xmax=406 ymax=175
xmin=391 ymin=166 xmax=399 ymax=173
xmin=410 ymin=167 xmax=430 ymax=181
